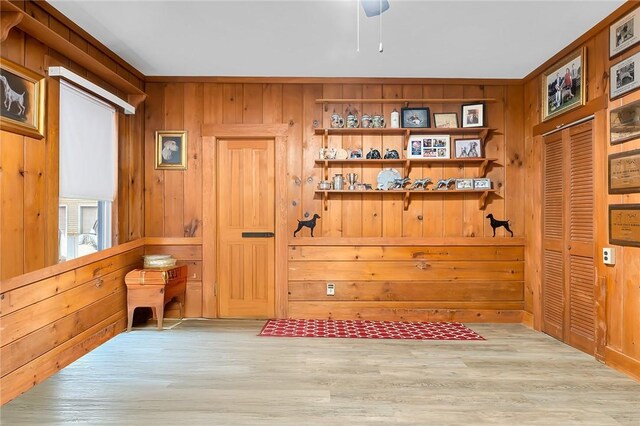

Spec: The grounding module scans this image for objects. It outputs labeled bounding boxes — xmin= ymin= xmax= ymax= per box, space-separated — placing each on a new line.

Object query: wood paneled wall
xmin=0 ymin=239 xmax=144 ymax=404
xmin=145 ymin=80 xmax=526 ymax=320
xmin=0 ymin=0 xmax=145 ymax=281
xmin=288 ymin=241 xmax=525 ymax=322
xmin=523 ymin=3 xmax=640 ymax=380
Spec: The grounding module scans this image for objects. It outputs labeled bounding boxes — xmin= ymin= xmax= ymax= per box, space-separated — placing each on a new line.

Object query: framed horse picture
xmin=0 ymin=58 xmax=46 ymax=139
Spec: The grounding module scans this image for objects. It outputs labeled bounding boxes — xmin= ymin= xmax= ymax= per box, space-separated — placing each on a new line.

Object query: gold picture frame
xmin=155 ymin=130 xmax=187 ymax=170
xmin=541 ymin=47 xmax=586 ymax=122
xmin=0 ymin=58 xmax=46 ymax=139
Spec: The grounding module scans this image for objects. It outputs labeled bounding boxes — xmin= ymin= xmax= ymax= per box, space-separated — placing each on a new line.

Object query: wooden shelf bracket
xmin=479 ymin=191 xmax=490 ymax=210
xmin=0 ymin=11 xmax=22 ymax=42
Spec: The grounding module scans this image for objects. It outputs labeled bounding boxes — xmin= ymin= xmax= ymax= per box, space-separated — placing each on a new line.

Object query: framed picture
xmin=155 ymin=130 xmax=187 ymax=170
xmin=433 ymin=112 xmax=458 ymax=128
xmin=422 ymin=135 xmax=450 ymax=159
xmin=401 ymin=107 xmax=430 ymax=128
xmin=610 ymin=8 xmax=640 ymax=58
xmin=611 ymin=52 xmax=640 ymax=100
xmin=454 ymin=138 xmax=482 ymax=158
xmin=407 ymin=135 xmax=450 ymax=159
xmin=609 ymin=204 xmax=640 ymax=247
xmin=455 ymin=178 xmax=474 ymax=190
xmin=541 ymin=47 xmax=586 ymax=122
xmin=461 ymin=103 xmax=484 ymax=128
xmin=610 ymin=99 xmax=640 ymax=145
xmin=0 ymin=58 xmax=45 ymax=139
xmin=609 ymin=149 xmax=640 ymax=194
xmin=474 ymin=178 xmax=491 ymax=190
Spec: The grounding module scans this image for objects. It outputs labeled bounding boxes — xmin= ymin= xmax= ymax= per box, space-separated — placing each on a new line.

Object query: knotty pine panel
xmin=522 ymin=4 xmax=640 ymax=379
xmin=0 ymin=244 xmax=143 ymax=404
xmin=0 ymin=1 xmax=145 ymax=280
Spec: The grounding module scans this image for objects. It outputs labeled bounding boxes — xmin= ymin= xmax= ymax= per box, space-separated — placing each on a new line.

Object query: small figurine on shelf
xmin=390 ymin=177 xmax=411 ymax=189
xmin=383 ymin=148 xmax=400 ymax=159
xmin=409 ymin=177 xmax=432 ymax=190
xmin=486 ymin=214 xmax=514 ymax=237
xmin=350 ymin=149 xmax=363 ymax=159
xmin=366 ymin=148 xmax=382 ymax=159
xmin=434 ymin=178 xmax=455 ymax=190
xmin=293 ymin=214 xmax=321 ymax=237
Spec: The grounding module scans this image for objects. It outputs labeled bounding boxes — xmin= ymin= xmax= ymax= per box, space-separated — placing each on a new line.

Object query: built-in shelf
xmin=315 ymin=157 xmax=497 ymax=178
xmin=316 ymin=98 xmax=497 ymax=111
xmin=289 ymin=236 xmax=525 ymax=246
xmin=315 ymin=189 xmax=496 ymax=211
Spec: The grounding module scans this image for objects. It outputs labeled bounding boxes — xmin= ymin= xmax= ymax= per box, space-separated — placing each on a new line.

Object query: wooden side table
xmin=125 ymin=265 xmax=187 ymax=331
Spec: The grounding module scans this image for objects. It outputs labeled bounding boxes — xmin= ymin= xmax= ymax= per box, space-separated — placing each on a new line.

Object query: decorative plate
xmin=376 ymin=168 xmax=401 ymax=190
xmin=335 ymin=148 xmax=349 ymax=160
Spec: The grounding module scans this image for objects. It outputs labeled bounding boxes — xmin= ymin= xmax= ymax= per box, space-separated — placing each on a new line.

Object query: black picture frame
xmin=461 ymin=103 xmax=484 ymax=128
xmin=401 ymin=107 xmax=430 ymax=128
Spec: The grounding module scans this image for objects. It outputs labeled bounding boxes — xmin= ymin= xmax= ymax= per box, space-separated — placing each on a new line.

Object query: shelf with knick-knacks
xmin=316 ymin=173 xmax=495 ymax=210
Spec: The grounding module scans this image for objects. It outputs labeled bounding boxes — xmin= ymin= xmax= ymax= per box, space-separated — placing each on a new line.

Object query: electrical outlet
xmin=326 ymin=282 xmax=335 ymax=296
xmin=603 ymin=247 xmax=616 ymax=265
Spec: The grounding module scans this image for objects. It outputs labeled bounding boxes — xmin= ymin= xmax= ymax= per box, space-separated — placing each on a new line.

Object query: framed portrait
xmin=155 ymin=130 xmax=187 ymax=170
xmin=610 ymin=8 xmax=640 ymax=58
xmin=609 ymin=149 xmax=640 ymax=194
xmin=541 ymin=47 xmax=586 ymax=122
xmin=455 ymin=178 xmax=474 ymax=190
xmin=610 ymin=99 xmax=640 ymax=145
xmin=473 ymin=178 xmax=492 ymax=190
xmin=461 ymin=103 xmax=484 ymax=128
xmin=433 ymin=112 xmax=458 ymax=128
xmin=401 ymin=107 xmax=430 ymax=128
xmin=454 ymin=138 xmax=482 ymax=158
xmin=611 ymin=52 xmax=640 ymax=100
xmin=0 ymin=58 xmax=45 ymax=139
xmin=609 ymin=204 xmax=640 ymax=247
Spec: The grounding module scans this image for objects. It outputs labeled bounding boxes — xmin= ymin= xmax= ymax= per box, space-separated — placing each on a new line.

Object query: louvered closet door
xmin=566 ymin=122 xmax=595 ymax=354
xmin=542 ymin=120 xmax=595 ymax=355
xmin=542 ymin=132 xmax=565 ymax=340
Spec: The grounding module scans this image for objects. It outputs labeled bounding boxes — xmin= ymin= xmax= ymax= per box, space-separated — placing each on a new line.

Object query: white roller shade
xmin=59 ymin=80 xmax=117 ymax=201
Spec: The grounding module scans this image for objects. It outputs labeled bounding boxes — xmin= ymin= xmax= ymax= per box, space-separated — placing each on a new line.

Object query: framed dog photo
xmin=611 ymin=52 xmax=640 ymax=100
xmin=433 ymin=112 xmax=458 ymax=128
xmin=421 ymin=135 xmax=450 ymax=159
xmin=610 ymin=8 xmax=640 ymax=58
xmin=455 ymin=178 xmax=474 ymax=190
xmin=541 ymin=47 xmax=585 ymax=121
xmin=461 ymin=103 xmax=484 ymax=128
xmin=454 ymin=138 xmax=482 ymax=158
xmin=155 ymin=130 xmax=187 ymax=170
xmin=473 ymin=178 xmax=492 ymax=190
xmin=0 ymin=58 xmax=45 ymax=139
xmin=401 ymin=107 xmax=430 ymax=128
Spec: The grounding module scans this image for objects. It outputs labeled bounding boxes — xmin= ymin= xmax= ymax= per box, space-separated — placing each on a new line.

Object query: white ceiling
xmin=49 ymin=0 xmax=625 ymax=79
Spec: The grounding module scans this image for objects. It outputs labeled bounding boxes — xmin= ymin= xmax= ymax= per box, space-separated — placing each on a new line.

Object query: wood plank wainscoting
xmin=289 ymin=238 xmax=525 ymax=322
xmin=0 ymin=239 xmax=145 ymax=405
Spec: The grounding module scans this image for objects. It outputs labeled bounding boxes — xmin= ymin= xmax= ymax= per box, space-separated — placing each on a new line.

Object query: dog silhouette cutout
xmin=486 ymin=214 xmax=513 ymax=237
xmin=293 ymin=214 xmax=320 ymax=237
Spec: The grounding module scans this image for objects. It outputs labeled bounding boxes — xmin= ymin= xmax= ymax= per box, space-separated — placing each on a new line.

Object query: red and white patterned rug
xmin=259 ymin=319 xmax=484 ymax=340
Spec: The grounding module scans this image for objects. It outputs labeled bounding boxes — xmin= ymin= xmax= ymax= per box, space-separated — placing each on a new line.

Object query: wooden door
xmin=542 ymin=121 xmax=595 ymax=354
xmin=218 ymin=139 xmax=275 ymax=318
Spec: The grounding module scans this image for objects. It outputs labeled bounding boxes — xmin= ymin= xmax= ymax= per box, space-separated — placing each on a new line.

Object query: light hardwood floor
xmin=1 ymin=320 xmax=639 ymax=425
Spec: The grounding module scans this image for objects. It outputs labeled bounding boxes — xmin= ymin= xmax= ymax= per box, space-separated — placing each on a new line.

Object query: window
xmin=58 ymin=80 xmax=117 ymax=262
